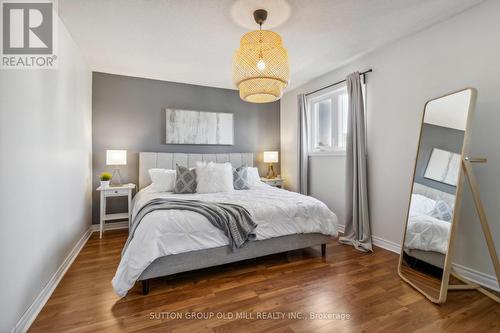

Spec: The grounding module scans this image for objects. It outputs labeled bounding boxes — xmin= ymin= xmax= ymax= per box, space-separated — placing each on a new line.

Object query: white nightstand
xmin=261 ymin=177 xmax=285 ymax=188
xmin=96 ymin=183 xmax=136 ymax=238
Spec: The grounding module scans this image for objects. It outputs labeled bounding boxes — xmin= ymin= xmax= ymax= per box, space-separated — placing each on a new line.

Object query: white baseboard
xmin=338 ymin=224 xmax=401 ymax=253
xmin=452 ymin=263 xmax=499 ymax=292
xmin=90 ymin=221 xmax=129 ymax=232
xmin=339 ymin=227 xmax=402 ymax=254
xmin=370 ymin=234 xmax=499 ymax=292
xmin=11 ymin=227 xmax=93 ymax=333
xmin=372 ymin=235 xmax=401 ymax=253
xmin=11 ymin=221 xmax=130 ymax=333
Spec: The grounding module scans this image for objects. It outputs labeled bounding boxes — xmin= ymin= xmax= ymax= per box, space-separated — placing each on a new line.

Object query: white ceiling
xmin=59 ymin=0 xmax=484 ymax=91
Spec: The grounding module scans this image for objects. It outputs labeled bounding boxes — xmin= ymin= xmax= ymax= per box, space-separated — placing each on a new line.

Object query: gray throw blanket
xmin=123 ymin=198 xmax=257 ymax=255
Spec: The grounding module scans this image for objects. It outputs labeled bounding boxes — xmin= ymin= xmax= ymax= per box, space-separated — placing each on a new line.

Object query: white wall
xmin=281 ymin=0 xmax=500 ymax=283
xmin=309 ymin=156 xmax=346 ymax=226
xmin=0 ymin=14 xmax=92 ymax=332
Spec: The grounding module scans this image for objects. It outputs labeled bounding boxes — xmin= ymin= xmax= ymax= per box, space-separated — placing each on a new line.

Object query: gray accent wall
xmin=414 ymin=123 xmax=464 ymax=194
xmin=92 ymin=72 xmax=280 ymax=224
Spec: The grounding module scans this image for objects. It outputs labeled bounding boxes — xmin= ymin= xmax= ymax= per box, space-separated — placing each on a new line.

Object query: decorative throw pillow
xmin=196 ymin=161 xmax=234 ymax=193
xmin=149 ymin=168 xmax=176 ymax=192
xmin=233 ymin=165 xmax=250 ymax=190
xmin=410 ymin=194 xmax=436 ymax=215
xmin=429 ymin=200 xmax=453 ymax=222
xmin=246 ymin=167 xmax=263 ymax=186
xmin=173 ymin=164 xmax=197 ymax=194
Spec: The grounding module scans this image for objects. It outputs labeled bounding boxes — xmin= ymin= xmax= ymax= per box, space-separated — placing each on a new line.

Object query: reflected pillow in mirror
xmin=429 ymin=200 xmax=453 ymax=222
xmin=409 ymin=194 xmax=436 ymax=215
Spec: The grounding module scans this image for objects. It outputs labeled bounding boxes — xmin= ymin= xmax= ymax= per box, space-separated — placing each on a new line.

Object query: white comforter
xmin=405 ymin=214 xmax=450 ymax=254
xmin=405 ymin=195 xmax=451 ymax=254
xmin=112 ymin=184 xmax=338 ymax=296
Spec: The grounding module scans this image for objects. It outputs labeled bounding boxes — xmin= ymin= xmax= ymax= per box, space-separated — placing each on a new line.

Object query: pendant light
xmin=233 ymin=9 xmax=290 ymax=103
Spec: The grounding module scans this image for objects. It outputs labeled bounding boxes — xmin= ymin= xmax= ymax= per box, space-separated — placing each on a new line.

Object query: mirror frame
xmin=398 ymin=87 xmax=478 ymax=304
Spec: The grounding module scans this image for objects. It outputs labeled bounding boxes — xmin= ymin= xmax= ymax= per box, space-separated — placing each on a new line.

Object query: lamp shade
xmin=106 ymin=150 xmax=127 ymax=166
xmin=233 ymin=30 xmax=290 ymax=103
xmin=263 ymin=151 xmax=278 ymax=163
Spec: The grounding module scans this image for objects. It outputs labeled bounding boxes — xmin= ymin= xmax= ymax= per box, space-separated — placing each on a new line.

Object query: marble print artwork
xmin=424 ymin=148 xmax=461 ymax=186
xmin=165 ymin=109 xmax=234 ymax=145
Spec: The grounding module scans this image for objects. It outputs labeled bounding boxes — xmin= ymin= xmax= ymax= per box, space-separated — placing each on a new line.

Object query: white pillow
xmin=196 ymin=161 xmax=234 ymax=193
xmin=247 ymin=167 xmax=263 ymax=186
xmin=409 ymin=194 xmax=436 ymax=215
xmin=149 ymin=168 xmax=176 ymax=192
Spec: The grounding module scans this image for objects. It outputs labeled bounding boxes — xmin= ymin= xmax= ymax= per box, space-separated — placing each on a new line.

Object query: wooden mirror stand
xmin=446 ymin=157 xmax=500 ymax=303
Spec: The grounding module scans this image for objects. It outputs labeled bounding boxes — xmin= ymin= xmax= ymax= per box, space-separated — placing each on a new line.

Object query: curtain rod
xmin=305 ymin=69 xmax=373 ymax=97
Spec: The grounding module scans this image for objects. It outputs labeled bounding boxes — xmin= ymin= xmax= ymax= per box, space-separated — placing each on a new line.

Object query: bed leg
xmin=142 ymin=279 xmax=150 ymax=295
xmin=321 ymin=244 xmax=326 ymax=257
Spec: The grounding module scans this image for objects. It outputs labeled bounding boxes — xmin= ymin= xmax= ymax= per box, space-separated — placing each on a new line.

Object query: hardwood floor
xmin=30 ymin=230 xmax=499 ymax=333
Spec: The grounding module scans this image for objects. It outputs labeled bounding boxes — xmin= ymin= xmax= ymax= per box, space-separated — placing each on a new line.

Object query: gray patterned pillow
xmin=173 ymin=164 xmax=197 ymax=193
xmin=233 ymin=165 xmax=250 ymax=190
xmin=430 ymin=200 xmax=452 ymax=222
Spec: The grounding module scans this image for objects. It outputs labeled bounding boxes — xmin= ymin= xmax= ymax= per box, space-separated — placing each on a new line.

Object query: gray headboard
xmin=139 ymin=152 xmax=254 ymax=190
xmin=413 ymin=182 xmax=456 ymax=208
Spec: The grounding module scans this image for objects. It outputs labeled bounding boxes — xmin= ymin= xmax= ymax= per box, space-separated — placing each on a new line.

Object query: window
xmin=308 ymin=85 xmax=350 ymax=155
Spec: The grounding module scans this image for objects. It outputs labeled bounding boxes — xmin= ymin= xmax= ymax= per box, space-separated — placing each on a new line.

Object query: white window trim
xmin=306 ymin=84 xmax=348 ymax=156
xmin=305 ymin=78 xmax=366 ymax=157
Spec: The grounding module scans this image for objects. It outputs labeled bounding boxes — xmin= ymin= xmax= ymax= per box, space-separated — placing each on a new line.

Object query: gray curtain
xmin=339 ymin=72 xmax=373 ymax=252
xmin=298 ymin=94 xmax=308 ymax=195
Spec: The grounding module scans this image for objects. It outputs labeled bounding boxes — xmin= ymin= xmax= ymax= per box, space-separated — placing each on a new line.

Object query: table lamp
xmin=106 ymin=150 xmax=127 ymax=186
xmin=263 ymin=151 xmax=278 ymax=179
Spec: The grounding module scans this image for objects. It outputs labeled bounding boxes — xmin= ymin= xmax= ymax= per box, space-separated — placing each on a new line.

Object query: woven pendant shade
xmin=233 ymin=30 xmax=290 ymax=103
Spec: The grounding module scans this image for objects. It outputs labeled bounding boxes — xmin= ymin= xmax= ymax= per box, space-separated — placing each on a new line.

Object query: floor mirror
xmin=398 ymin=88 xmax=477 ymax=303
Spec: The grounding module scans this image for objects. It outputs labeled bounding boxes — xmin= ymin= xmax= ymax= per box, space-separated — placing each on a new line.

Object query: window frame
xmin=306 ymin=79 xmax=366 ymax=157
xmin=307 ymin=84 xmax=349 ymax=156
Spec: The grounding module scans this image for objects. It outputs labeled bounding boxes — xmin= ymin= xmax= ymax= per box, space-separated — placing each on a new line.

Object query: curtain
xmin=339 ymin=72 xmax=373 ymax=252
xmin=298 ymin=94 xmax=308 ymax=195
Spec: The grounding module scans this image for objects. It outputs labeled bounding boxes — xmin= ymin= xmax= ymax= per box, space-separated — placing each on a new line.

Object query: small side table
xmin=261 ymin=177 xmax=285 ymax=188
xmin=96 ymin=183 xmax=136 ymax=238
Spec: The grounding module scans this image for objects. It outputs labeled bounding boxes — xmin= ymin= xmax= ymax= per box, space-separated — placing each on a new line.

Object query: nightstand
xmin=261 ymin=177 xmax=284 ymax=188
xmin=96 ymin=183 xmax=136 ymax=238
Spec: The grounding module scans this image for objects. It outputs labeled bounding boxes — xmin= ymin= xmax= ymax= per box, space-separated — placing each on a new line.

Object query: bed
xmin=404 ymin=183 xmax=455 ymax=269
xmin=112 ymin=152 xmax=338 ymax=296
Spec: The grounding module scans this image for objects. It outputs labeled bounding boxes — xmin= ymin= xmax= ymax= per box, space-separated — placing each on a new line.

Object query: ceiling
xmin=59 ymin=0 xmax=484 ymax=91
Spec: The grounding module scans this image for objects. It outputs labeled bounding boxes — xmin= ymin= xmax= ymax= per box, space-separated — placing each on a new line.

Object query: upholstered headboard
xmin=413 ymin=182 xmax=456 ymax=208
xmin=139 ymin=152 xmax=254 ymax=190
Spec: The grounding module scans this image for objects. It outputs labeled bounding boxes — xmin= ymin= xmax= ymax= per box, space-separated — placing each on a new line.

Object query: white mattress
xmin=112 ymin=184 xmax=338 ymax=296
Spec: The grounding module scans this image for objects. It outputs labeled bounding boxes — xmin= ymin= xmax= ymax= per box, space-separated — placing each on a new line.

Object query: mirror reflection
xmin=400 ymin=89 xmax=473 ymax=301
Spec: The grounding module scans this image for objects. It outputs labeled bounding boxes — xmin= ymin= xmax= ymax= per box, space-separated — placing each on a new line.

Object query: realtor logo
xmin=1 ymin=0 xmax=58 ymax=69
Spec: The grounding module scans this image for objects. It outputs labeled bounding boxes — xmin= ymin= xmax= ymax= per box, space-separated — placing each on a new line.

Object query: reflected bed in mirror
xmin=398 ymin=88 xmax=477 ymax=303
